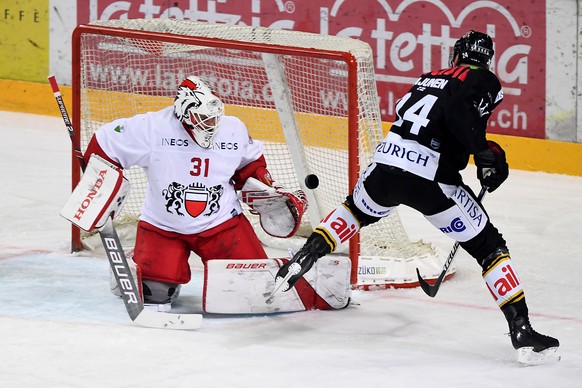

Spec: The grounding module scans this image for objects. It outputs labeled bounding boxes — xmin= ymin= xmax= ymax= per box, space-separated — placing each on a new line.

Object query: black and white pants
xmin=349 ymin=162 xmax=506 ymax=264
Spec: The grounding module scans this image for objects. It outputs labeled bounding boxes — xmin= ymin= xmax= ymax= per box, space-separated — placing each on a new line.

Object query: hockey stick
xmin=416 ymin=185 xmax=488 ymax=298
xmin=48 ymin=76 xmax=202 ymax=329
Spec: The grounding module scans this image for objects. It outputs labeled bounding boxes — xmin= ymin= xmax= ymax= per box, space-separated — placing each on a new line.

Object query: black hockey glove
xmin=474 ymin=140 xmax=509 ymax=192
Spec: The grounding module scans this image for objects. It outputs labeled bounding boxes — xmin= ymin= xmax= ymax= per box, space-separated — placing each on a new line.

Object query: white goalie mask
xmin=173 ymin=76 xmax=224 ymax=148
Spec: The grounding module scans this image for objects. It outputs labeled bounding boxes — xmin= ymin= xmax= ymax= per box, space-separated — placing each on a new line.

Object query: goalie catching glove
xmin=241 ymin=177 xmax=307 ymax=238
xmin=60 ymin=154 xmax=131 ymax=231
xmin=474 ymin=140 xmax=509 ymax=192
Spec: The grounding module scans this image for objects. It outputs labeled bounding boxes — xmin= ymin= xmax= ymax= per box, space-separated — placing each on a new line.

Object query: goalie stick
xmin=416 ymin=185 xmax=488 ymax=297
xmin=48 ymin=75 xmax=202 ymax=330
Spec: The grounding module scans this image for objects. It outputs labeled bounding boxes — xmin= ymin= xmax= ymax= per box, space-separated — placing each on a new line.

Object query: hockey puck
xmin=305 ymin=174 xmax=319 ymax=189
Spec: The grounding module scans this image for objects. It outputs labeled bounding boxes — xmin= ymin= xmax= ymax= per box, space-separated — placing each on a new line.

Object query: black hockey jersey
xmin=374 ymin=65 xmax=503 ymax=184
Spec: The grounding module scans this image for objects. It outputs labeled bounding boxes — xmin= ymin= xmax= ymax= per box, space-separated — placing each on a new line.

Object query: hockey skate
xmin=510 ymin=316 xmax=560 ymax=365
xmin=273 ymin=232 xmax=331 ymax=293
xmin=273 ymin=246 xmax=319 ymax=294
xmin=142 ymin=281 xmax=181 ymax=313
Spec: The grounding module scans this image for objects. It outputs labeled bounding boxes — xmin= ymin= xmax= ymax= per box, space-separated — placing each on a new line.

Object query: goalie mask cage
xmin=71 ymin=19 xmax=448 ymax=288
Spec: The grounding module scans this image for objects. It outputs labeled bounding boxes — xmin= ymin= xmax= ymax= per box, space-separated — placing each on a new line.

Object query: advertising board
xmin=77 ymin=0 xmax=546 ymax=138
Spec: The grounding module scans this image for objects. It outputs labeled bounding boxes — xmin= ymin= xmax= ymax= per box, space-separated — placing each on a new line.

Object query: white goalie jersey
xmin=93 ymin=106 xmax=265 ymax=234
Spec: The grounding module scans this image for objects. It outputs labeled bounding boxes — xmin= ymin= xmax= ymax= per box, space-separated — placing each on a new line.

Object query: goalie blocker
xmin=61 ymin=154 xmax=130 ymax=231
xmin=204 ymin=256 xmax=351 ymax=313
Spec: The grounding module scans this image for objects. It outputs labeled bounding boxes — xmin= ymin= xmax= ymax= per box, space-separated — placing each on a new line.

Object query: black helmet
xmin=449 ymin=30 xmax=494 ymax=69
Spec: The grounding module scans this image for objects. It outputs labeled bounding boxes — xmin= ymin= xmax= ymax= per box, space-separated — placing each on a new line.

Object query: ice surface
xmin=1 ymin=111 xmax=581 ymax=387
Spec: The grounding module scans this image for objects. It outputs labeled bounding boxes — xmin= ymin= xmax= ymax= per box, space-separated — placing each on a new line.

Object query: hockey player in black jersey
xmin=274 ymin=30 xmax=559 ymax=365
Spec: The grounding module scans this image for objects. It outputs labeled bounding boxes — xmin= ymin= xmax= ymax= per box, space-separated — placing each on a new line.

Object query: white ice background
xmin=0 ymin=111 xmax=581 ymax=387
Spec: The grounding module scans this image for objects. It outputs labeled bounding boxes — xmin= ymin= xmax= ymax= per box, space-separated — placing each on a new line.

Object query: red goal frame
xmin=70 ymin=24 xmax=362 ymax=284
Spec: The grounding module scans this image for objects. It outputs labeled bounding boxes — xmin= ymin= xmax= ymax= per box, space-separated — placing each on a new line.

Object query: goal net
xmin=71 ymin=19 xmax=450 ymax=288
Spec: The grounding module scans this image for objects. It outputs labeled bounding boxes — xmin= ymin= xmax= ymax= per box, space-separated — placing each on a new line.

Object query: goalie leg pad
xmin=301 ymin=255 xmax=352 ymax=310
xmin=203 ymin=257 xmax=351 ymax=314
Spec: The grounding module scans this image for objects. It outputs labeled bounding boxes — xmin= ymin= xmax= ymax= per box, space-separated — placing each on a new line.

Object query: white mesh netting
xmin=75 ymin=19 xmax=447 ymax=287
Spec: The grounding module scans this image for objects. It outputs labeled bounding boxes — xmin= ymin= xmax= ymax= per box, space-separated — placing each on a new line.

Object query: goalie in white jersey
xmin=72 ymin=76 xmax=351 ymax=314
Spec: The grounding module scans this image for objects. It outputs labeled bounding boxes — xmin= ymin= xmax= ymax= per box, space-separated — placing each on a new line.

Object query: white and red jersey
xmin=93 ymin=106 xmax=264 ymax=234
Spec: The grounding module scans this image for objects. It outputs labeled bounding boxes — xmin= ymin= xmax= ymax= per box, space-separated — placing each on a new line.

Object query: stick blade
xmin=416 ymin=268 xmax=443 ymax=298
xmin=133 ymin=310 xmax=203 ymax=330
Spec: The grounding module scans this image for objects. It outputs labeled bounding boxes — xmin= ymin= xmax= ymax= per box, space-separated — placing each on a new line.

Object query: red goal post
xmin=71 ymin=19 xmax=449 ymax=288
